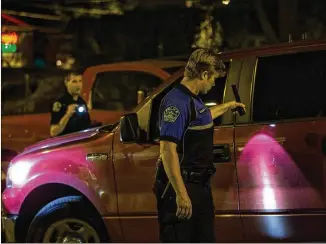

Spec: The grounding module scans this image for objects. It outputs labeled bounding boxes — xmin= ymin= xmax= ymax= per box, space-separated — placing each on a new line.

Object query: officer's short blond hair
xmin=184 ymin=49 xmax=225 ymax=80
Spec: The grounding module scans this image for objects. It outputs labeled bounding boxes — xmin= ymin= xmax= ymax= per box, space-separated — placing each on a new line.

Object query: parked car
xmin=1 ymin=59 xmax=186 ymax=191
xmin=2 ymin=40 xmax=326 ymax=242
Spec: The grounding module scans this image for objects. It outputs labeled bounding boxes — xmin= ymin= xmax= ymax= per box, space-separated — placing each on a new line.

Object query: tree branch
xmin=254 ymin=0 xmax=279 ymax=44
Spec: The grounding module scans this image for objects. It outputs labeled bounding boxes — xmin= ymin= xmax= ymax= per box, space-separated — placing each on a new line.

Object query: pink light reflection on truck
xmin=238 ymin=133 xmax=322 ymax=238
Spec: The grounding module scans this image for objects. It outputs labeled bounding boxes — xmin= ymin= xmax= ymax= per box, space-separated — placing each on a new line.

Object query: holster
xmin=181 ymin=166 xmax=216 ymax=185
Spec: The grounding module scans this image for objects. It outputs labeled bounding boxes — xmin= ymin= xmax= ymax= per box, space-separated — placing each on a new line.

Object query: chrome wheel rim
xmin=42 ymin=218 xmax=100 ymax=243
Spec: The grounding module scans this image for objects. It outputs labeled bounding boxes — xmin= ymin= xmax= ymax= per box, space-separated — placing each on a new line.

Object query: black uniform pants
xmin=155 ymin=180 xmax=215 ymax=243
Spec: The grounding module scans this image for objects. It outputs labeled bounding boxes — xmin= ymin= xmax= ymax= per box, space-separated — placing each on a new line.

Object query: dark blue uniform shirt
xmin=50 ymin=91 xmax=91 ymax=136
xmin=159 ymin=84 xmax=214 ymax=169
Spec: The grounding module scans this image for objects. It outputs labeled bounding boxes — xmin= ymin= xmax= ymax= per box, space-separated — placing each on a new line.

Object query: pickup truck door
xmin=112 ymin=60 xmax=245 ymax=242
xmin=112 ymin=121 xmax=160 ymax=242
xmin=209 ymin=59 xmax=244 ymax=242
xmin=235 ymin=53 xmax=326 ymax=242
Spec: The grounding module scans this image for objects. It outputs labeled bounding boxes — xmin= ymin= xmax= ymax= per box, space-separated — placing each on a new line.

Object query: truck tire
xmin=26 ymin=196 xmax=109 ymax=243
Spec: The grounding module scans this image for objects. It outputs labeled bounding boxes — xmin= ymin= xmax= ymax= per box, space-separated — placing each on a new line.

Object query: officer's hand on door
xmin=176 ymin=193 xmax=192 ymax=220
xmin=66 ymin=104 xmax=78 ymax=118
xmin=228 ymin=101 xmax=246 ymax=111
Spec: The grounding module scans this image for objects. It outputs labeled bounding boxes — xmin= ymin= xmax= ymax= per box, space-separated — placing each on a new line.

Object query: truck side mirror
xmin=120 ymin=113 xmax=140 ymax=142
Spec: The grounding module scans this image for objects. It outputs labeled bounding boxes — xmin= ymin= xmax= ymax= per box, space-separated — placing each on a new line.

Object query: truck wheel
xmin=26 ymin=196 xmax=109 ymax=243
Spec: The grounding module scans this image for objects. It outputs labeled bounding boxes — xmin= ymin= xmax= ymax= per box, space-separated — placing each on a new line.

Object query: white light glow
xmin=259 ymin=154 xmax=290 ymax=238
xmin=8 ymin=162 xmax=32 ymax=186
xmin=260 ymin=156 xmax=277 ymax=209
xmin=222 ymin=0 xmax=230 ymax=5
xmin=56 ymin=60 xmax=62 ymax=66
xmin=78 ymin=106 xmax=85 ymax=113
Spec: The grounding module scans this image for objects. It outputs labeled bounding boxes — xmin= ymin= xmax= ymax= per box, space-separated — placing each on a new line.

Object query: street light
xmin=222 ymin=0 xmax=230 ymax=5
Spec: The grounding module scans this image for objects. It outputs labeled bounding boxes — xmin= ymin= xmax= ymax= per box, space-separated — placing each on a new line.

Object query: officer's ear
xmin=201 ymin=71 xmax=208 ymax=80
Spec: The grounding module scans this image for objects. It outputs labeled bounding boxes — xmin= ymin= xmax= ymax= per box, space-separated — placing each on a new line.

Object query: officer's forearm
xmin=209 ymin=102 xmax=230 ymax=119
xmin=50 ymin=114 xmax=71 ymax=137
xmin=160 ymin=142 xmax=188 ymax=197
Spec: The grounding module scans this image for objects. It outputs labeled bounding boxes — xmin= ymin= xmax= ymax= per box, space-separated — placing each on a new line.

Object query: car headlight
xmin=7 ymin=161 xmax=32 ymax=187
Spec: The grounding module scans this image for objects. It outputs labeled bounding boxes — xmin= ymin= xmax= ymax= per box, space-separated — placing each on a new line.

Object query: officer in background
xmin=50 ymin=68 xmax=91 ymax=137
xmin=154 ymin=49 xmax=246 ymax=242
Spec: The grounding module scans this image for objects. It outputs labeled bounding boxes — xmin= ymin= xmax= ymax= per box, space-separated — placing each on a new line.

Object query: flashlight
xmin=76 ymin=105 xmax=85 ymax=113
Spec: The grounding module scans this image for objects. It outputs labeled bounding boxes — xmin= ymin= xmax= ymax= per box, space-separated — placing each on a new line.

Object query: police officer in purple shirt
xmin=154 ymin=49 xmax=246 ymax=242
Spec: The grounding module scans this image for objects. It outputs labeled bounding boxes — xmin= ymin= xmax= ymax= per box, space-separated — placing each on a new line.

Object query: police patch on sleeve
xmin=163 ymin=106 xmax=180 ymax=123
xmin=52 ymin=101 xmax=62 ymax=112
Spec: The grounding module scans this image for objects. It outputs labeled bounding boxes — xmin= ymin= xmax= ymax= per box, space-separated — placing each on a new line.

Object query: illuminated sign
xmin=2 ymin=32 xmax=18 ymax=53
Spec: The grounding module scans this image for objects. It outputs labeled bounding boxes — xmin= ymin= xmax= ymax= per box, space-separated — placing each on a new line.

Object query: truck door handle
xmin=213 ymin=144 xmax=231 ymax=163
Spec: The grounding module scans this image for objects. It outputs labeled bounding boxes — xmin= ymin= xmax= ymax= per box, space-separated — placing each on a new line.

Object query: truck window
xmin=252 ymin=50 xmax=326 ymax=122
xmin=2 ymin=70 xmax=66 ymax=115
xmin=92 ymin=71 xmax=163 ymax=111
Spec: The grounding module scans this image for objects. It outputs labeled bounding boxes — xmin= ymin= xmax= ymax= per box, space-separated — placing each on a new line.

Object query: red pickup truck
xmin=2 ymin=40 xmax=326 ymax=242
xmin=1 ymin=59 xmax=185 ymax=189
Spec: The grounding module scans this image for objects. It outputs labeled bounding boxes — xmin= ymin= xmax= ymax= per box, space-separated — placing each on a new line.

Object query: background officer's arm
xmin=50 ymin=102 xmax=77 ymax=137
xmin=159 ymin=100 xmax=190 ymax=199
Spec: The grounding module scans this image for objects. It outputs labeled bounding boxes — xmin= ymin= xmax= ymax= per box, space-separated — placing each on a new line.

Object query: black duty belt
xmin=181 ymin=167 xmax=216 ymax=185
xmin=155 ymin=157 xmax=216 ymax=185
xmin=154 ymin=166 xmax=216 ymax=197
